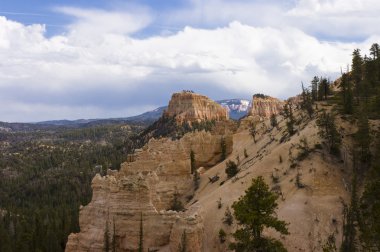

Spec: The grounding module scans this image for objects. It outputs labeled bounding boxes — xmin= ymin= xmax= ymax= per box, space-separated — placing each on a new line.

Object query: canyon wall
xmin=164 ymin=92 xmax=229 ymax=123
xmin=66 ymin=131 xmax=232 ymax=252
xmin=248 ymin=95 xmax=284 ymax=118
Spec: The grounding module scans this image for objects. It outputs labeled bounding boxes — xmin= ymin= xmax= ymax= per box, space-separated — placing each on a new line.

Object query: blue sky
xmin=1 ymin=0 xmax=380 ymax=122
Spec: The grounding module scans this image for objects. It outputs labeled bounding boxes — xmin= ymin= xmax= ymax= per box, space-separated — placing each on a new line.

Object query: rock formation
xmin=164 ymin=92 xmax=229 ymax=124
xmin=248 ymin=95 xmax=284 ymax=118
xmin=66 ymin=129 xmax=233 ymax=252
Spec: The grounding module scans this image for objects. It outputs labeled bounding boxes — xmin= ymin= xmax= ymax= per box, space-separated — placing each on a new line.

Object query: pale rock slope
xmin=249 ymin=95 xmax=284 ymax=118
xmin=66 ymin=94 xmax=351 ymax=252
xmin=66 ymin=92 xmax=233 ymax=252
xmin=191 ymin=102 xmax=351 ymax=251
xmin=164 ymin=92 xmax=229 ymax=124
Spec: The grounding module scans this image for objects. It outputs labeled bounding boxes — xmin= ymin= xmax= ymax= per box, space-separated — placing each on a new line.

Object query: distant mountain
xmin=33 ymin=99 xmax=250 ymax=127
xmin=128 ymin=99 xmax=250 ymax=121
xmin=217 ymin=99 xmax=251 ymax=120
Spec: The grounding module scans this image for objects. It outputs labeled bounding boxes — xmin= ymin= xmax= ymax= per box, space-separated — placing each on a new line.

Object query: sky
xmin=1 ymin=0 xmax=380 ymax=122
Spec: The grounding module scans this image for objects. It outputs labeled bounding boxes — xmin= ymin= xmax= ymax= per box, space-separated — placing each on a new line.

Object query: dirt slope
xmin=188 ymin=106 xmax=350 ymax=251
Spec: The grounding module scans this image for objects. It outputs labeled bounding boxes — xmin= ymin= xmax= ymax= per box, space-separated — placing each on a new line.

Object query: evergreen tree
xmin=369 ymin=43 xmax=380 ymax=60
xmin=340 ymin=73 xmax=354 ymax=114
xmin=355 ymin=107 xmax=371 ymax=164
xmin=359 ymin=134 xmax=380 ymax=251
xmin=318 ymin=78 xmax=330 ymax=101
xmin=352 ymin=49 xmax=364 ymax=102
xmin=230 ymin=176 xmax=289 ymax=252
xmin=316 ymin=111 xmax=341 ymax=155
xmin=311 ymin=76 xmax=319 ymax=101
xmin=270 ymin=114 xmax=278 ymax=129
xmin=283 ymin=102 xmax=295 ymax=136
xmin=301 ymin=83 xmax=314 ymax=118
xmin=225 ymin=160 xmax=239 ymax=178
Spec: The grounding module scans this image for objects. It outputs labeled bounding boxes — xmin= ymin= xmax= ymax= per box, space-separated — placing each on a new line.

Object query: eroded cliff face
xmin=66 ymin=131 xmax=232 ymax=252
xmin=248 ymin=95 xmax=284 ymax=118
xmin=164 ymin=92 xmax=229 ymax=124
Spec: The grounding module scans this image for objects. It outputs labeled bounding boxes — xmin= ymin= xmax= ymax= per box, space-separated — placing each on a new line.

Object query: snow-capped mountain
xmin=217 ymin=99 xmax=251 ymax=120
xmin=35 ymin=99 xmax=250 ymax=126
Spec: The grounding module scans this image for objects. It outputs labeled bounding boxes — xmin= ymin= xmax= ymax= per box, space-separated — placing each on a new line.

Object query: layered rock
xmin=66 ymin=131 xmax=232 ymax=252
xmin=248 ymin=95 xmax=284 ymax=118
xmin=164 ymin=92 xmax=229 ymax=124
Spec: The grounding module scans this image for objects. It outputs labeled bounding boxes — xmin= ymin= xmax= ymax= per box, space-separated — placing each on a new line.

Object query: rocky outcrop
xmin=248 ymin=95 xmax=284 ymax=118
xmin=164 ymin=92 xmax=229 ymax=124
xmin=66 ymin=131 xmax=232 ymax=252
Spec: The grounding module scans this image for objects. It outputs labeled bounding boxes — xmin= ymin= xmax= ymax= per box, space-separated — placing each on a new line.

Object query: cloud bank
xmin=0 ymin=1 xmax=379 ymax=122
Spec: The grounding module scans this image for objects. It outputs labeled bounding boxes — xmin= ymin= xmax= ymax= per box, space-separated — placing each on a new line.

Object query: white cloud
xmin=0 ymin=7 xmax=378 ymax=122
xmin=160 ymin=0 xmax=380 ymax=40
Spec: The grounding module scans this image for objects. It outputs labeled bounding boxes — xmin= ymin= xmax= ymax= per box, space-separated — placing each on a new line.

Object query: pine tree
xmin=359 ymin=134 xmax=380 ymax=250
xmin=352 ymin=49 xmax=364 ymax=102
xmin=283 ymin=102 xmax=295 ymax=136
xmin=316 ymin=111 xmax=341 ymax=155
xmin=355 ymin=107 xmax=371 ymax=164
xmin=230 ymin=176 xmax=289 ymax=251
xmin=301 ymin=83 xmax=314 ymax=118
xmin=311 ymin=76 xmax=319 ymax=101
xmin=270 ymin=114 xmax=278 ymax=129
xmin=340 ymin=73 xmax=353 ymax=114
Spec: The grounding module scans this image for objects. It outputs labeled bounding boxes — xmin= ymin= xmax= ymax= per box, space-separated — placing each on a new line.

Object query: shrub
xmin=219 ymin=228 xmax=227 ymax=243
xmin=223 ymin=206 xmax=233 ymax=226
xmin=225 ymin=160 xmax=239 ymax=178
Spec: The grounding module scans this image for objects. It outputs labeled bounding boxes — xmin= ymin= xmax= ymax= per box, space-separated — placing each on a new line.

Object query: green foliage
xmin=340 ymin=73 xmax=354 ymax=114
xmin=283 ymin=102 xmax=295 ymax=136
xmin=316 ymin=111 xmax=341 ymax=155
xmin=355 ymin=108 xmax=371 ymax=164
xmin=225 ymin=160 xmax=239 ymax=178
xmin=322 ymin=233 xmax=337 ymax=252
xmin=301 ymin=83 xmax=314 ymax=118
xmin=230 ymin=176 xmax=289 ymax=251
xmin=0 ymin=123 xmax=142 ymax=252
xmin=219 ymin=228 xmax=227 ymax=243
xmin=223 ymin=206 xmax=234 ymax=226
xmin=359 ymin=136 xmax=380 ymax=250
xmin=270 ymin=114 xmax=278 ymax=129
xmin=296 ymin=137 xmax=311 ymax=161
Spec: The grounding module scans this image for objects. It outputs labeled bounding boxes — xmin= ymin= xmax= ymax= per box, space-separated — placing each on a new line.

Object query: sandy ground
xmin=187 ymin=106 xmax=351 ymax=251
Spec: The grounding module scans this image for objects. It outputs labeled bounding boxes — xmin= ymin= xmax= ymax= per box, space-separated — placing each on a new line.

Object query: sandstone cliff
xmin=248 ymin=95 xmax=284 ymax=118
xmin=66 ymin=131 xmax=233 ymax=252
xmin=164 ymin=92 xmax=229 ymax=124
